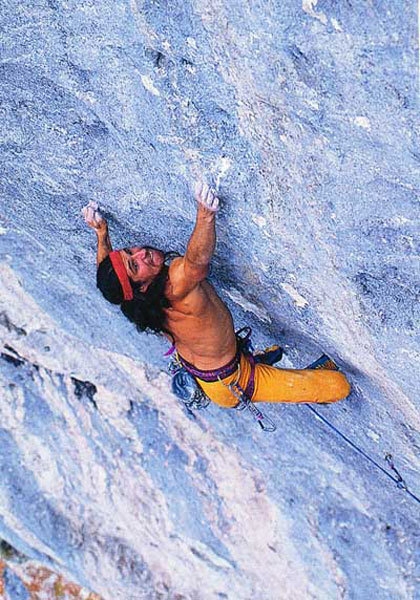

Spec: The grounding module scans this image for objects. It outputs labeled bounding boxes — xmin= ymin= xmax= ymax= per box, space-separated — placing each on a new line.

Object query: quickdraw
xmin=227 ymin=380 xmax=277 ymax=432
xmin=168 ymin=336 xmax=420 ymax=505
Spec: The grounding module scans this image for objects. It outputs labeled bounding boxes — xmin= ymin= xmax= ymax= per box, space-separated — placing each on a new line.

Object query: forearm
xmin=185 ymin=206 xmax=216 ymax=266
xmin=96 ymin=228 xmax=113 ymax=266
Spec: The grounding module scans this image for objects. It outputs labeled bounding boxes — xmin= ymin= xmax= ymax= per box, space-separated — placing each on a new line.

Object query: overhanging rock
xmin=0 ymin=1 xmax=418 ymax=598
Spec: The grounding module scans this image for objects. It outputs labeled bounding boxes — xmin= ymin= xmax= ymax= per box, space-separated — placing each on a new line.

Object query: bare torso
xmin=164 ymin=266 xmax=237 ymax=370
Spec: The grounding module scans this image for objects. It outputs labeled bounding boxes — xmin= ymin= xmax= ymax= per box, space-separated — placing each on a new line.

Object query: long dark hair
xmin=96 ymin=252 xmax=178 ymax=336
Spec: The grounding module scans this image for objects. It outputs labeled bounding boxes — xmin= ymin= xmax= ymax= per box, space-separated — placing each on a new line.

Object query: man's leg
xmin=250 ymin=361 xmax=351 ymax=404
xmin=197 ymin=353 xmax=350 ymax=407
xmin=196 ymin=377 xmax=241 ymax=408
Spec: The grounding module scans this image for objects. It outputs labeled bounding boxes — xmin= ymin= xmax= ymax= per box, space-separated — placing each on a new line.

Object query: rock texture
xmin=0 ymin=1 xmax=419 ymax=599
xmin=0 ymin=546 xmax=100 ymax=600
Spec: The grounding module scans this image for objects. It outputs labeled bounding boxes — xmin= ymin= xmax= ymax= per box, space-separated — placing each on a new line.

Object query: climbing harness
xmin=168 ymin=326 xmax=280 ymax=431
xmin=167 ymin=332 xmax=420 ymax=505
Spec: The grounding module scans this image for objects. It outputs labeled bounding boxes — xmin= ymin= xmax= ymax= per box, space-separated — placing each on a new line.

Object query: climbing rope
xmin=167 ymin=330 xmax=419 ymax=503
xmin=306 ymin=405 xmax=420 ymax=505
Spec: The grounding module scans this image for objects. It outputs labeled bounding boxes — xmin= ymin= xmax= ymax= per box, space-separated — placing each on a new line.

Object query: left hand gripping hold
xmin=81 ymin=201 xmax=107 ymax=231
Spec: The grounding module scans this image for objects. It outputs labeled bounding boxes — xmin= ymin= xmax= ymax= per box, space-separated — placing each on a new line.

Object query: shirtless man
xmin=83 ymin=183 xmax=350 ymax=407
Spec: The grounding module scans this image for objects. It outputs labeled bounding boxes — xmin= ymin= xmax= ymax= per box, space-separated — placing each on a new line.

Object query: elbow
xmin=185 ymin=257 xmax=210 ymax=281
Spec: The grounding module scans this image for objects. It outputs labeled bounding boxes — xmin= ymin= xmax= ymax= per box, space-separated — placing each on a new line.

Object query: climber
xmin=82 ymin=183 xmax=351 ymax=407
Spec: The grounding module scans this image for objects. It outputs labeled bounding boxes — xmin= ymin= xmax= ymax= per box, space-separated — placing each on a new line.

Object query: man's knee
xmin=330 ymin=372 xmax=351 ymax=402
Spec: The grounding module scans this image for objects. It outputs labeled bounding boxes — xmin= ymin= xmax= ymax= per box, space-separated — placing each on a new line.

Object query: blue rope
xmin=306 ymin=405 xmax=420 ymax=505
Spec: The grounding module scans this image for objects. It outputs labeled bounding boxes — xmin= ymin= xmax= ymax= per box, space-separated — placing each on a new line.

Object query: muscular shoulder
xmin=167 ymin=256 xmax=186 ymax=293
xmin=167 ymin=256 xmax=184 ymax=278
xmin=167 ymin=256 xmax=208 ymax=302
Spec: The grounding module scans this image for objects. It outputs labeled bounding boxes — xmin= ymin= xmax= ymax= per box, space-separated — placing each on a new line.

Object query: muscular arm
xmin=184 ymin=204 xmax=216 ymax=277
xmin=169 ymin=183 xmax=220 ymax=298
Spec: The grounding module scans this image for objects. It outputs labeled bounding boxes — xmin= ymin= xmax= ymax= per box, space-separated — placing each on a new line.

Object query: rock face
xmin=0 ymin=1 xmax=419 ymax=599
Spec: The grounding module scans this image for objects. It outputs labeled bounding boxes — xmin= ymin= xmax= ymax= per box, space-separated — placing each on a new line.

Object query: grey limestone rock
xmin=0 ymin=1 xmax=419 ymax=598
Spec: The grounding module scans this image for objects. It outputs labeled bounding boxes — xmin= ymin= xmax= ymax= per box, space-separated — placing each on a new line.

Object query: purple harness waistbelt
xmin=178 ymin=350 xmax=256 ymax=400
xmin=178 ymin=350 xmax=241 ymax=382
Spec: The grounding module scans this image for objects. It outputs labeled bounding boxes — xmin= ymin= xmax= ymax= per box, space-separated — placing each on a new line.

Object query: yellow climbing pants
xmin=197 ymin=353 xmax=351 ymax=408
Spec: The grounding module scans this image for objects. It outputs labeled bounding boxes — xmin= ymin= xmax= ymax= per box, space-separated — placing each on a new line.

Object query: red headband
xmin=109 ymin=251 xmax=134 ymax=301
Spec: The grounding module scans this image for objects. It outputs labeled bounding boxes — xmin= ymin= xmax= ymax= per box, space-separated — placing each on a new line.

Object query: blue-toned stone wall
xmin=0 ymin=1 xmax=418 ymax=598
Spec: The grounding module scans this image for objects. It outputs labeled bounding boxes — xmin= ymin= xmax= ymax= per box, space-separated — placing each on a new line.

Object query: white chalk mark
xmin=225 ymin=288 xmax=271 ymax=323
xmin=354 ymin=116 xmax=371 ymax=130
xmin=141 ymin=75 xmax=160 ymax=96
xmin=281 ymin=283 xmax=309 ymax=308
xmin=302 ymin=0 xmax=328 ymax=25
xmin=213 ymin=155 xmax=232 ymax=191
xmin=252 ymin=216 xmax=267 ymax=228
xmin=331 ymin=18 xmax=343 ymax=32
xmin=366 ymin=429 xmax=381 ymax=443
xmin=186 ymin=37 xmax=197 ymax=50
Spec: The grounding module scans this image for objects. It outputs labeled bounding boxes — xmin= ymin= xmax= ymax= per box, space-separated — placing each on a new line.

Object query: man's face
xmin=119 ymin=246 xmax=165 ymax=287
